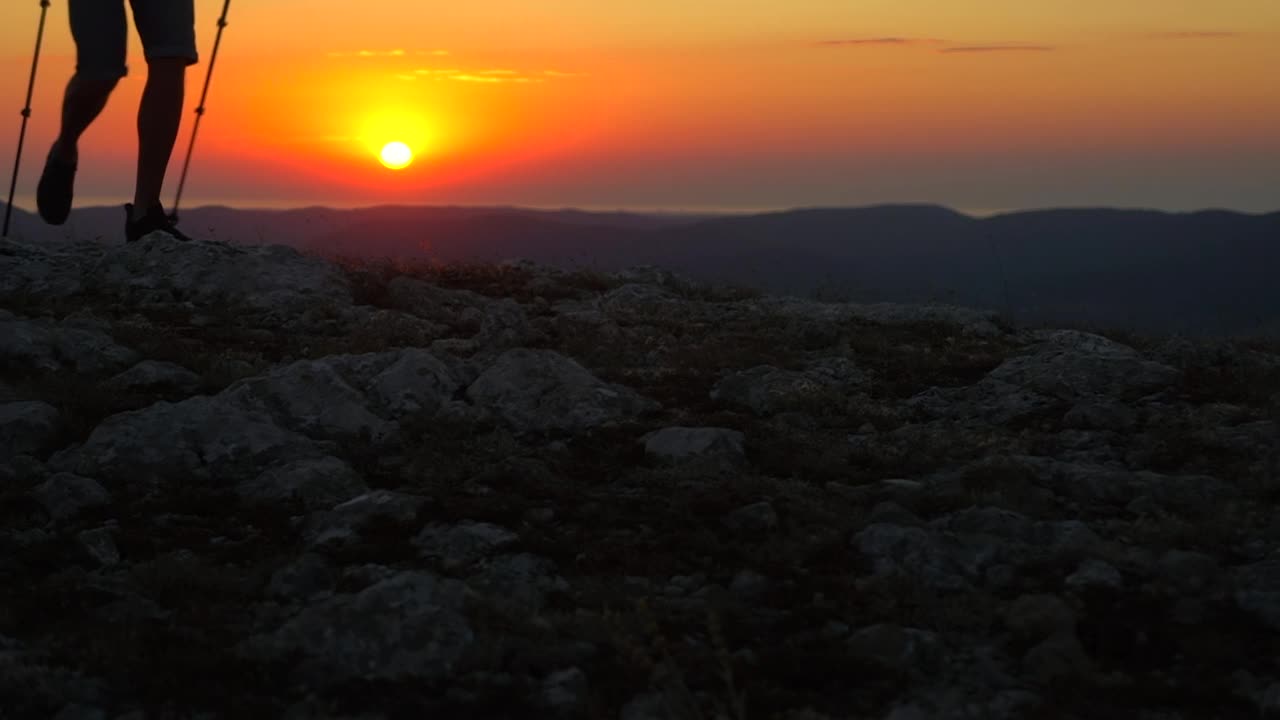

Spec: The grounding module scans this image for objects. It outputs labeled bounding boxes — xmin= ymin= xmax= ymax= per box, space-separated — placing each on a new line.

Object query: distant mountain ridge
xmin=3 ymin=201 xmax=1278 ymax=336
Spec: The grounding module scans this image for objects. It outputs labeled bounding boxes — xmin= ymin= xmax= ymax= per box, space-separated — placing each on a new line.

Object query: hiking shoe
xmin=36 ymin=146 xmax=77 ymax=225
xmin=125 ymin=203 xmax=194 ymax=243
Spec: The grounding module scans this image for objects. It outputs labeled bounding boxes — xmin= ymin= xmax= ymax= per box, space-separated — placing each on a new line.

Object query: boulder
xmin=31 ymin=473 xmax=111 ymax=521
xmin=466 ymin=349 xmax=657 ymax=433
xmin=642 ymin=426 xmax=745 ymax=463
xmin=0 ymin=401 xmax=63 ymax=456
xmin=244 ymin=571 xmax=472 ymax=683
xmin=103 ymin=360 xmax=202 ymax=396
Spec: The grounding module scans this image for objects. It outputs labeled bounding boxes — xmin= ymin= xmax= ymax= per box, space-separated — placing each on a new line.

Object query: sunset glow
xmin=0 ymin=1 xmax=1277 ymax=212
xmin=379 ymin=142 xmax=414 ymax=170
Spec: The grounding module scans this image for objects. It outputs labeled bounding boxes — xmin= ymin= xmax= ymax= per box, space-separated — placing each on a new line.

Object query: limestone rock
xmin=642 ymin=426 xmax=745 ymax=463
xmin=467 ymin=553 xmax=567 ymax=612
xmin=49 ymin=396 xmax=317 ymax=491
xmin=847 ymin=623 xmax=944 ymax=675
xmin=988 ymin=331 xmax=1179 ymax=401
xmin=86 ymin=237 xmax=351 ymax=314
xmin=1065 ymin=558 xmax=1124 ymax=593
xmin=723 ymin=501 xmax=778 ymax=534
xmin=304 ymin=490 xmax=428 ymax=551
xmin=414 ymin=521 xmax=519 ymax=571
xmin=466 ymin=348 xmax=657 ymax=433
xmin=0 ymin=316 xmax=139 ymax=376
xmin=1005 ymin=594 xmax=1077 ymax=641
xmin=244 ymin=571 xmax=472 ymax=683
xmin=31 ymin=473 xmax=110 ymax=522
xmin=236 ymin=456 xmax=368 ymax=510
xmin=103 ymin=360 xmax=202 ymax=396
xmin=711 ymin=365 xmax=838 ymax=416
xmin=0 ymin=401 xmax=63 ymax=456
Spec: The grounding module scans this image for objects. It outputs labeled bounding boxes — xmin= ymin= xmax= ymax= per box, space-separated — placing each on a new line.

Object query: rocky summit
xmin=2 ymin=232 xmax=1279 ymax=719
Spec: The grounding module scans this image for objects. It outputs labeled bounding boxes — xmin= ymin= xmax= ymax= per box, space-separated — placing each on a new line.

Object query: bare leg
xmin=53 ymin=74 xmax=120 ymax=164
xmin=132 ymin=58 xmax=186 ymax=219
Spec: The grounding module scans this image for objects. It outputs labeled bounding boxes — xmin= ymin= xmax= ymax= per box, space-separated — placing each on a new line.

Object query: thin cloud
xmin=327 ymin=48 xmax=412 ymax=58
xmin=410 ymin=67 xmax=576 ymax=83
xmin=449 ymin=74 xmax=543 ymax=84
xmin=1150 ymin=31 xmax=1241 ymax=40
xmin=819 ymin=37 xmax=943 ymax=47
xmin=942 ymin=44 xmax=1055 ymax=53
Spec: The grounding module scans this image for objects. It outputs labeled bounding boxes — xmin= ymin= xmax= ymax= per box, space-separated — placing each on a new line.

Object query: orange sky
xmin=1 ymin=1 xmax=1278 ymax=213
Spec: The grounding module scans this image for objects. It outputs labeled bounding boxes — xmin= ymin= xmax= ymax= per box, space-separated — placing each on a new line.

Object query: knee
xmin=146 ymin=57 xmax=189 ymax=79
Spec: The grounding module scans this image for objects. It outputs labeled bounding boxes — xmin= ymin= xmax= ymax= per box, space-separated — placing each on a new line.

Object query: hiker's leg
xmin=128 ymin=0 xmax=198 ymax=216
xmin=132 ymin=58 xmax=186 ymax=215
xmin=54 ymin=77 xmax=119 ymax=165
xmin=58 ymin=0 xmax=129 ymax=163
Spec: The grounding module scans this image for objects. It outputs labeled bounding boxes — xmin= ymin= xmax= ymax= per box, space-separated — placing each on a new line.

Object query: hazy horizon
xmin=7 ymin=197 xmax=1279 ymax=222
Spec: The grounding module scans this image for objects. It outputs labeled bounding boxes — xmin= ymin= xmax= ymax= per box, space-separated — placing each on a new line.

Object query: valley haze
xmin=4 ymin=202 xmax=1277 ymax=338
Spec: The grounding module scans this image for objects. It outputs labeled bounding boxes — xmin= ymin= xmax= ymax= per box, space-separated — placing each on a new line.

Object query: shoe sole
xmin=36 ymin=153 xmax=76 ymax=226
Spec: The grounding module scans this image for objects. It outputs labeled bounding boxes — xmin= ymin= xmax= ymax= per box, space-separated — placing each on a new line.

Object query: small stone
xmin=883 ymin=705 xmax=929 ymax=720
xmin=985 ymin=564 xmax=1017 ymax=590
xmin=1034 ymin=520 xmax=1102 ymax=557
xmin=525 ymin=507 xmax=556 ymax=524
xmin=880 ymin=478 xmax=924 ymax=493
xmin=10 ymin=527 xmax=52 ymax=549
xmin=540 ymin=667 xmax=588 ymax=713
xmin=642 ymin=426 xmax=745 ymax=463
xmin=104 ymin=360 xmax=202 ymax=396
xmin=414 ymin=521 xmax=519 ymax=571
xmin=467 ymin=553 xmax=567 ymax=612
xmin=868 ymin=501 xmax=923 ymax=527
xmin=723 ymin=501 xmax=778 ymax=534
xmin=729 ymin=569 xmax=770 ymax=599
xmin=620 ymin=692 xmax=667 ymax=720
xmin=31 ymin=473 xmax=110 ymax=522
xmin=244 ymin=571 xmax=472 ymax=684
xmin=237 ymin=457 xmax=368 ymax=511
xmin=0 ymin=453 xmax=46 ymax=486
xmin=466 ymin=348 xmax=657 ymax=433
xmin=304 ymin=490 xmax=427 ymax=551
xmin=78 ymin=526 xmax=120 ymax=566
xmin=1006 ymin=594 xmax=1076 ymax=641
xmin=1155 ymin=550 xmax=1220 ymax=593
xmin=266 ymin=553 xmax=336 ymax=600
xmin=1063 ymin=399 xmax=1137 ymax=432
xmin=822 ymin=621 xmax=851 ymax=640
xmin=0 ymin=401 xmax=63 ymax=456
xmin=53 ymin=705 xmax=107 ymax=720
xmin=340 ymin=563 xmax=398 ymax=591
xmin=1066 ymin=559 xmax=1123 ymax=592
xmin=847 ymin=623 xmax=942 ymax=675
xmin=1023 ymin=632 xmax=1093 ymax=686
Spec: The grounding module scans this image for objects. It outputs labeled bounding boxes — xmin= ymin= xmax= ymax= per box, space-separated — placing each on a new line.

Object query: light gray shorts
xmin=69 ymin=0 xmax=198 ymax=79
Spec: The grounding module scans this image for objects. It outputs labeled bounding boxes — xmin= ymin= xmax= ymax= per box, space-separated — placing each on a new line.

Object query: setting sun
xmin=379 ymin=141 xmax=414 ymax=170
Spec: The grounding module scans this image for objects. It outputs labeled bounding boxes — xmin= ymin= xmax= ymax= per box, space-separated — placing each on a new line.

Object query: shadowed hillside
xmin=4 ymin=201 xmax=1277 ymax=337
xmin=2 ymin=232 xmax=1279 ymax=718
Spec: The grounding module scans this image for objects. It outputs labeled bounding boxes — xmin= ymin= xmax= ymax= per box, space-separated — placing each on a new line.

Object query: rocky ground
xmin=1 ymin=233 xmax=1279 ymax=719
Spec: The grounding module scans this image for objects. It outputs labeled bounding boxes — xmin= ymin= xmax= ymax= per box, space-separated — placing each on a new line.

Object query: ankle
xmin=128 ymin=203 xmax=154 ymax=222
xmin=52 ymin=138 xmax=77 ymax=163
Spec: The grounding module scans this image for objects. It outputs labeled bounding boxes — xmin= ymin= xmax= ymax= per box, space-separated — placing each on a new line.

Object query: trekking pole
xmin=171 ymin=0 xmax=231 ymax=223
xmin=4 ymin=0 xmax=53 ymax=238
